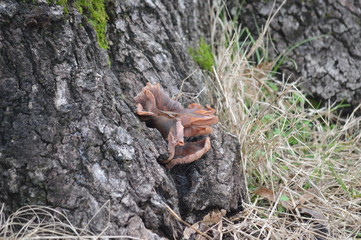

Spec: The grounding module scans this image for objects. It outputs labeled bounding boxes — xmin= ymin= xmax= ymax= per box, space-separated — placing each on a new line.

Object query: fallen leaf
xmin=277 ymin=195 xmax=294 ymax=211
xmin=299 ymin=207 xmax=327 ymax=221
xmin=297 ymin=192 xmax=315 ymax=206
xmin=254 ymin=187 xmax=275 ymax=202
xmin=183 ymin=222 xmax=200 ymax=239
xmin=257 ymin=61 xmax=275 ymax=71
xmin=280 ymin=198 xmax=294 ymax=211
xmin=279 ymin=195 xmax=289 ymax=202
xmin=202 ymin=209 xmax=226 ymax=226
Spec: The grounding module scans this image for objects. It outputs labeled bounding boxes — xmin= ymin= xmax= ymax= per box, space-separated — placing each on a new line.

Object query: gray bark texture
xmin=234 ymin=0 xmax=361 ymax=114
xmin=0 ymin=0 xmax=246 ymax=239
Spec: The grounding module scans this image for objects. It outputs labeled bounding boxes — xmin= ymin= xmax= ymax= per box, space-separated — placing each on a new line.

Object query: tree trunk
xmin=234 ymin=0 xmax=361 ymax=114
xmin=0 ymin=0 xmax=246 ymax=239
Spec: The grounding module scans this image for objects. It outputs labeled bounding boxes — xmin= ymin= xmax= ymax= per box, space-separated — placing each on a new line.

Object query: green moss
xmin=189 ymin=38 xmax=215 ymax=72
xmin=49 ymin=0 xmax=108 ymax=49
xmin=55 ymin=0 xmax=69 ymax=13
xmin=73 ymin=0 xmax=109 ymax=49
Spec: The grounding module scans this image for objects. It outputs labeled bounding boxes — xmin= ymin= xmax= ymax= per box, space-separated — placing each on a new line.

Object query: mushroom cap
xmin=134 ymin=83 xmax=217 ymax=168
xmin=165 ymin=137 xmax=211 ymax=169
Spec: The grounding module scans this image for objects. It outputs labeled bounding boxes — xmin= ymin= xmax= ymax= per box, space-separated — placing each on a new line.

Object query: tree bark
xmin=234 ymin=0 xmax=361 ymax=114
xmin=0 ymin=0 xmax=246 ymax=239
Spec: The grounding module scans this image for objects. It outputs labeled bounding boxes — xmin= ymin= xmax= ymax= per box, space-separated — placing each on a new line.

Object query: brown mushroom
xmin=134 ymin=82 xmax=218 ymax=168
xmin=165 ymin=137 xmax=211 ymax=169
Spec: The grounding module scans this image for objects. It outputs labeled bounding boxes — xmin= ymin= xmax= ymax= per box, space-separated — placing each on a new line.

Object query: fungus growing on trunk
xmin=134 ymin=83 xmax=218 ymax=169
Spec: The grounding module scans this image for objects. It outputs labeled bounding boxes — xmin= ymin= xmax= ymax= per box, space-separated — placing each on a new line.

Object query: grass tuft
xmin=189 ymin=37 xmax=215 ymax=72
xmin=201 ymin=0 xmax=361 ymax=239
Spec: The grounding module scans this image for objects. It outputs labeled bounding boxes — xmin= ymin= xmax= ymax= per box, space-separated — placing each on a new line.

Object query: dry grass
xmin=200 ymin=0 xmax=361 ymax=239
xmin=0 ymin=203 xmax=141 ymax=240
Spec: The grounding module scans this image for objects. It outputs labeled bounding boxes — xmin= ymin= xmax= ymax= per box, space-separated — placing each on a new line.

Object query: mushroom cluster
xmin=134 ymin=83 xmax=218 ymax=169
